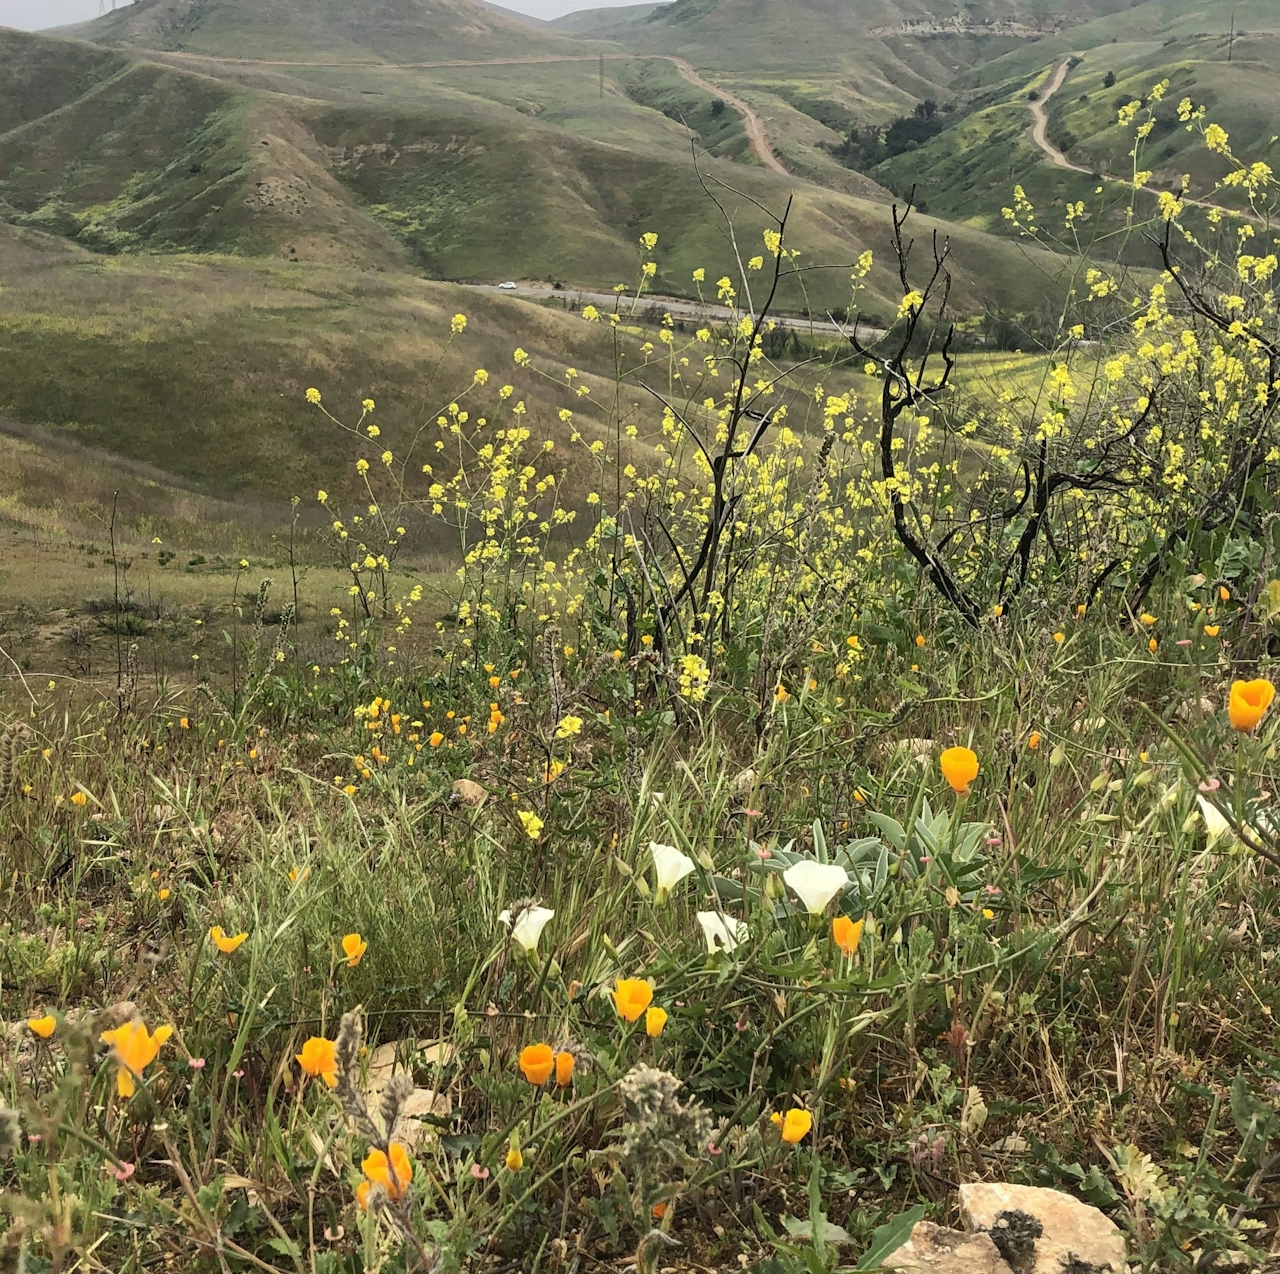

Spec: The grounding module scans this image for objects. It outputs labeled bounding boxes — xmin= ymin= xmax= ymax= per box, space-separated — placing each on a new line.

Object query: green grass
xmin=0 ymin=226 xmax=646 ymax=501
xmin=69 ymin=0 xmax=589 ymax=63
xmin=1043 ymin=40 xmax=1280 ymax=197
xmin=3 ymin=494 xmax=1280 ymax=1272
xmin=4 ymin=143 xmax=1280 ymax=1270
xmin=0 ymin=28 xmax=1085 ymax=323
xmin=871 ymin=44 xmax=1277 ymax=242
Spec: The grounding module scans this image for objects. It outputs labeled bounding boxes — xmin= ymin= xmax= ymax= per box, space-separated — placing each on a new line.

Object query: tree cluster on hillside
xmin=827 ymin=99 xmax=951 ymax=173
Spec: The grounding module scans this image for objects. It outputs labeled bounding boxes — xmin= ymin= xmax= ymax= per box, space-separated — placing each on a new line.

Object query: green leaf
xmin=782 ymin=1214 xmax=853 ymax=1246
xmin=866 ymin=813 xmax=906 ymax=851
xmin=1231 ymin=1073 xmax=1276 ymax=1148
xmin=852 ymin=1204 xmax=926 ymax=1270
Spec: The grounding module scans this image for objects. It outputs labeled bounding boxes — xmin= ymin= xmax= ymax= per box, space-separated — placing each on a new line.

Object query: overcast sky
xmin=0 ymin=0 xmax=644 ymax=30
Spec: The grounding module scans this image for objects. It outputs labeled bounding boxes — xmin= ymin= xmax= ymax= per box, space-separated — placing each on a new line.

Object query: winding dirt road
xmin=1027 ymin=56 xmax=1249 ymax=217
xmin=669 ymin=56 xmax=788 ymax=175
xmin=1028 ymin=56 xmax=1089 ymax=173
xmin=154 ymin=48 xmax=789 ymax=175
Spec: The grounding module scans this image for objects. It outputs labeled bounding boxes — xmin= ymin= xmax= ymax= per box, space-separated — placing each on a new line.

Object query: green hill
xmin=0 ymin=223 xmax=645 ymax=506
xmin=63 ymin=0 xmax=584 ymax=62
xmin=867 ymin=18 xmax=1277 ymax=236
xmin=550 ymin=3 xmax=663 ymax=34
xmin=544 ymin=0 xmax=1149 ymax=203
xmin=0 ymin=0 xmax=1269 ymax=526
xmin=0 ymin=30 xmax=410 ymax=264
xmin=0 ymin=27 xmax=1081 ymax=319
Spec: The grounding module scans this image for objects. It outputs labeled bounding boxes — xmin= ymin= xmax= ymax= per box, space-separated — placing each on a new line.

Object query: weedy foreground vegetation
xmin=5 ymin=96 xmax=1280 ymax=1274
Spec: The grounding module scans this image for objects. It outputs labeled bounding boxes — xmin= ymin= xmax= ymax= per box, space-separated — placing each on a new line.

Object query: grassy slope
xmin=0 ymin=31 xmax=413 ymax=265
xmin=958 ymin=0 xmax=1278 ymax=88
xmin=1043 ymin=37 xmax=1280 ymax=192
xmin=555 ymin=0 xmax=1142 ymax=201
xmin=873 ymin=26 xmax=1277 ymax=238
xmin=64 ymin=0 xmax=586 ymax=61
xmin=581 ymin=0 xmax=1116 ymax=74
xmin=0 ymin=226 xmax=643 ymax=503
xmin=0 ymin=29 xmax=1078 ymax=319
xmin=550 ymin=1 xmax=663 ymax=33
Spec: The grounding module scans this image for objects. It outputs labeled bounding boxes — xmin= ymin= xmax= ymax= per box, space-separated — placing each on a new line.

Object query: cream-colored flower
xmin=697 ymin=910 xmax=748 ymax=954
xmin=650 ymin=842 xmax=695 ymax=902
xmin=1197 ymin=795 xmax=1233 ymax=848
xmin=499 ymin=905 xmax=555 ymax=955
xmin=783 ymin=861 xmax=848 ymax=915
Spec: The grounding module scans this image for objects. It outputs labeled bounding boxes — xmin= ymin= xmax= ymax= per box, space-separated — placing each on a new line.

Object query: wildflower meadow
xmin=4 ymin=93 xmax=1280 ymax=1274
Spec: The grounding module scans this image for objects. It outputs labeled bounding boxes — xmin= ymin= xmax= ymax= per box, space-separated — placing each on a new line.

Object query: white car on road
xmin=498 ymin=281 xmax=518 ymax=290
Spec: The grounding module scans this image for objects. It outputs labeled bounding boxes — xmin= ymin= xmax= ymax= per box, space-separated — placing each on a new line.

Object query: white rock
xmin=959 ymin=1182 xmax=1126 ymax=1274
xmin=885 ymin=1221 xmax=1012 ymax=1273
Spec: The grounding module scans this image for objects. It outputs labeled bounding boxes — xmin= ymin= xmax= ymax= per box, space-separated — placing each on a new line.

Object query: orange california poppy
xmin=296 ymin=1036 xmax=339 ymax=1088
xmin=612 ymin=978 xmax=654 ymax=1022
xmin=1229 ymin=679 xmax=1275 ymax=733
xmin=519 ymin=1043 xmax=555 ymax=1085
xmin=832 ymin=916 xmax=864 ymax=957
xmin=939 ymin=746 xmax=979 ymax=795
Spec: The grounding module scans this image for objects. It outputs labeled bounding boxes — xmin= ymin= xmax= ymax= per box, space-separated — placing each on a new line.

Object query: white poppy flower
xmin=499 ymin=905 xmax=555 ymax=955
xmin=783 ymin=861 xmax=849 ymax=915
xmin=1197 ymin=795 xmax=1232 ymax=848
xmin=697 ymin=910 xmax=748 ymax=954
xmin=650 ymin=841 xmax=695 ymax=901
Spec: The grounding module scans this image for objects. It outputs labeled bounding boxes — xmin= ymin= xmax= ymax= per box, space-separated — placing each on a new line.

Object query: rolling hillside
xmin=0 ymin=0 xmax=1268 ymax=527
xmin=534 ymin=0 xmax=1143 ymax=199
xmin=552 ymin=0 xmax=1275 ymax=225
xmin=868 ymin=2 xmax=1276 ymax=235
xmin=0 ymin=223 xmax=647 ymax=507
xmin=0 ymin=25 xmax=1082 ymax=320
xmin=61 ymin=0 xmax=585 ymax=62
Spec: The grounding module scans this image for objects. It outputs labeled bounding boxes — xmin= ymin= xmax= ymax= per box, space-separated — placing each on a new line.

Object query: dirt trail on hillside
xmin=154 ymin=48 xmax=789 ymax=175
xmin=668 ymin=57 xmax=788 ymax=174
xmin=1028 ymin=56 xmax=1090 ymax=173
xmin=1027 ymin=56 xmax=1245 ymax=217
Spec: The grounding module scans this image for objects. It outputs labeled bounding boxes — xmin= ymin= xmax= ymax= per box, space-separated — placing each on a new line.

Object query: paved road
xmin=467 ymin=283 xmax=876 ymax=338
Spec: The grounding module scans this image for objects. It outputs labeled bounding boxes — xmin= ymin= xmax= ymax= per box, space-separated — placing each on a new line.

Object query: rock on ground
xmin=885 ymin=1221 xmax=1014 ymax=1273
xmin=959 ymin=1182 xmax=1126 ymax=1274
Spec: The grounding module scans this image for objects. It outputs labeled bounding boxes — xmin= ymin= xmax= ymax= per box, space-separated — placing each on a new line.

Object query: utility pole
xmin=1228 ymin=10 xmax=1236 ymax=62
xmin=599 ymin=54 xmax=604 ymax=98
